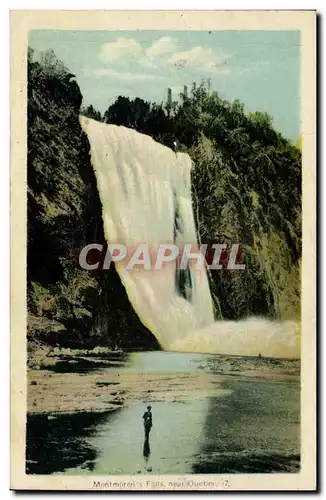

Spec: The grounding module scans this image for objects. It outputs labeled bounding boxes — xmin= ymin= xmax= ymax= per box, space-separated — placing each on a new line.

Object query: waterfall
xmin=80 ymin=116 xmax=299 ymax=358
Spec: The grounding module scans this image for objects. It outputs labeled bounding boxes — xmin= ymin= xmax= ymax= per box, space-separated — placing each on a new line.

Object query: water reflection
xmin=26 ymin=411 xmax=111 ymax=474
xmin=26 ymin=352 xmax=300 ymax=475
xmin=143 ymin=437 xmax=150 ymax=459
xmin=143 ymin=436 xmax=151 ymax=470
xmin=192 ymin=377 xmax=300 ymax=473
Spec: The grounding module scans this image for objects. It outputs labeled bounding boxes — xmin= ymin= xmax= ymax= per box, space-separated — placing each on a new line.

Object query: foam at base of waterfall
xmin=169 ymin=318 xmax=300 ymax=358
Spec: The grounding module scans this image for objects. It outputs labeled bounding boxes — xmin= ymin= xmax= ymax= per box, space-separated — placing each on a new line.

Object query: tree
xmin=81 ymin=104 xmax=102 ymax=122
xmin=104 ymin=96 xmax=150 ymax=131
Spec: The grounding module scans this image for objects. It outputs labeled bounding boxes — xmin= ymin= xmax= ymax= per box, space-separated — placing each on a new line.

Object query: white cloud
xmin=98 ymin=37 xmax=143 ymax=63
xmin=169 ymin=46 xmax=205 ymax=65
xmin=146 ymin=36 xmax=178 ymax=59
xmin=98 ymin=36 xmax=177 ymax=68
xmin=169 ymin=46 xmax=230 ymax=73
xmin=97 ymin=36 xmax=231 ymax=75
xmin=93 ymin=68 xmax=162 ymax=81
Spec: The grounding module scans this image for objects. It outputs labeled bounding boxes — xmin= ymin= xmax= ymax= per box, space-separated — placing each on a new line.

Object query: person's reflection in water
xmin=142 ymin=406 xmax=152 ymax=470
xmin=143 ymin=436 xmax=151 ymax=467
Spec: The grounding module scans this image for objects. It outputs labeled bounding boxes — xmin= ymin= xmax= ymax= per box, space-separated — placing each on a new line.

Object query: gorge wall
xmin=27 ymin=49 xmax=301 ymax=358
xmin=27 ymin=48 xmax=159 ymax=354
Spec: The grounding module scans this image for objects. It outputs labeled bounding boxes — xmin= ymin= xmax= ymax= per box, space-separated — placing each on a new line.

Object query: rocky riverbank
xmin=27 ymin=349 xmax=300 ymax=415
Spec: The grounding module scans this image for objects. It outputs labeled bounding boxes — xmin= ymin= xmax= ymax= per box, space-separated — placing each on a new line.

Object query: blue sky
xmin=29 ymin=30 xmax=300 ymax=142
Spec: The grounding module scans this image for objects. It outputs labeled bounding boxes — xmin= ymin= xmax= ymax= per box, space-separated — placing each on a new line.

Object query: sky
xmin=29 ymin=30 xmax=300 ymax=142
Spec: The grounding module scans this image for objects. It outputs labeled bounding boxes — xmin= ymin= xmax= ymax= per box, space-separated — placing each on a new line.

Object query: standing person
xmin=143 ymin=405 xmax=152 ymax=440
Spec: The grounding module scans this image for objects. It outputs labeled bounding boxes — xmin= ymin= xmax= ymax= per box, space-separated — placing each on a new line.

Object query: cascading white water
xmin=80 ymin=116 xmax=299 ymax=358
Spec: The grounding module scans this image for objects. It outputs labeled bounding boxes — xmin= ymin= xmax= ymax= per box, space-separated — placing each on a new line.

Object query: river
xmin=26 ymin=351 xmax=300 ymax=475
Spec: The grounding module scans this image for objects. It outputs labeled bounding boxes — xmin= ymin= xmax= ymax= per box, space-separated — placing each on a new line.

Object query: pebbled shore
xmin=27 ymin=353 xmax=300 ymax=415
xmin=27 ymin=369 xmax=220 ymax=414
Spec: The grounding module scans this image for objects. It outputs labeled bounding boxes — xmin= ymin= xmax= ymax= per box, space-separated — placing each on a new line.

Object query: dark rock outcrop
xmin=27 ymin=48 xmax=159 ymax=351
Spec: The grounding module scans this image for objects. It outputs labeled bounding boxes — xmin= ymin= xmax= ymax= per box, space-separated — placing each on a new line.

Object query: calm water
xmin=26 ymin=352 xmax=300 ymax=475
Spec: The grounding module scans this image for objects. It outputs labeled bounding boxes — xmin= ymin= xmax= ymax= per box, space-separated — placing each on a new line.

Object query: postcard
xmin=10 ymin=10 xmax=316 ymax=491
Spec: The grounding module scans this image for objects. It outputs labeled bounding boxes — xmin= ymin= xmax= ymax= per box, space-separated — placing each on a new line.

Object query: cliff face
xmin=190 ymin=134 xmax=301 ymax=322
xmin=100 ymin=89 xmax=301 ymax=323
xmin=27 ymin=48 xmax=301 ymax=356
xmin=27 ymin=48 xmax=159 ymax=351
